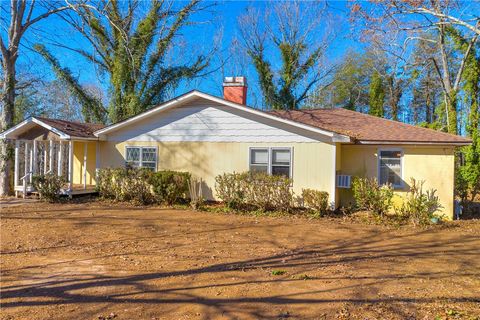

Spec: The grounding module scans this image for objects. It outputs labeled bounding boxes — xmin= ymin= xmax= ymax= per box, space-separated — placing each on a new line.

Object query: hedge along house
xmin=0 ymin=77 xmax=471 ymax=219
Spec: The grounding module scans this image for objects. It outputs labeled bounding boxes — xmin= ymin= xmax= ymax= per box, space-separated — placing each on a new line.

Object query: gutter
xmin=356 ymin=140 xmax=472 ymax=146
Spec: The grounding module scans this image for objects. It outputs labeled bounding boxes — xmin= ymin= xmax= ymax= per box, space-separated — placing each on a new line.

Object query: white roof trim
xmin=0 ymin=118 xmax=29 ymax=139
xmin=0 ymin=117 xmax=72 ymax=140
xmin=94 ymin=90 xmax=352 ymax=142
xmin=32 ymin=118 xmax=71 ymax=139
xmin=357 ymin=140 xmax=470 ymax=146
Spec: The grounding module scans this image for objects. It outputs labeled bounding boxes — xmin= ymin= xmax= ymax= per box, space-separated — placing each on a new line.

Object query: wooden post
xmin=49 ymin=140 xmax=53 ymax=174
xmin=43 ymin=142 xmax=48 ymax=174
xmin=83 ymin=142 xmax=87 ymax=190
xmin=58 ymin=142 xmax=63 ymax=176
xmin=95 ymin=141 xmax=100 ymax=184
xmin=25 ymin=142 xmax=29 ymax=177
xmin=32 ymin=140 xmax=37 ymax=178
xmin=68 ymin=140 xmax=73 ymax=193
xmin=30 ymin=142 xmax=34 ymax=183
xmin=14 ymin=140 xmax=19 ymax=193
xmin=24 ymin=142 xmax=29 ymax=198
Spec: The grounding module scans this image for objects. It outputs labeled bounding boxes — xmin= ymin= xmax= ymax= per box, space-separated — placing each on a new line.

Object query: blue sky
xmin=15 ymin=0 xmax=356 ymax=108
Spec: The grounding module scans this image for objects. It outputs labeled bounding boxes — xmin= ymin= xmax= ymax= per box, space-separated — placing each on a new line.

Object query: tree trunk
xmin=390 ymin=94 xmax=400 ymax=121
xmin=0 ymin=59 xmax=16 ymax=196
xmin=387 ymin=76 xmax=400 ymax=121
xmin=425 ymin=81 xmax=432 ymax=124
xmin=447 ymin=91 xmax=458 ymax=134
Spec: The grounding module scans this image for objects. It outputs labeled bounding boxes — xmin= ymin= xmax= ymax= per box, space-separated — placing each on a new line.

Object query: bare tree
xmin=0 ymin=0 xmax=73 ymax=195
xmin=350 ymin=0 xmax=479 ymax=133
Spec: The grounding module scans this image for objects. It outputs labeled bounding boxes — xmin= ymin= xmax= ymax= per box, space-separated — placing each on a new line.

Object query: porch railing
xmin=19 ymin=171 xmax=32 ymax=199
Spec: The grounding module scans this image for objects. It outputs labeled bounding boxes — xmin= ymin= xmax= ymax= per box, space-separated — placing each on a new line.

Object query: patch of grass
xmin=271 ymin=270 xmax=287 ymax=276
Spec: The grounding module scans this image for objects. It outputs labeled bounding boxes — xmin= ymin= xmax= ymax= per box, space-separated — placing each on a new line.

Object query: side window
xmin=271 ymin=148 xmax=291 ymax=177
xmin=378 ymin=150 xmax=402 ymax=187
xmin=126 ymin=147 xmax=141 ymax=167
xmin=249 ymin=147 xmax=292 ymax=178
xmin=125 ymin=146 xmax=157 ymax=171
xmin=250 ymin=148 xmax=269 ymax=174
xmin=141 ymin=147 xmax=157 ymax=170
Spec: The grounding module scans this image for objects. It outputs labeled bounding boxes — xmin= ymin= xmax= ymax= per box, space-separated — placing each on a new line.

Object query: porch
xmin=0 ymin=117 xmax=103 ymax=198
xmin=13 ymin=140 xmax=97 ymax=197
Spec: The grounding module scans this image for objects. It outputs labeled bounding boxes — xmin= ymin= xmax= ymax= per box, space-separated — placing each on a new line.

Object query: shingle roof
xmin=268 ymin=108 xmax=471 ymax=144
xmin=36 ymin=117 xmax=105 ymax=138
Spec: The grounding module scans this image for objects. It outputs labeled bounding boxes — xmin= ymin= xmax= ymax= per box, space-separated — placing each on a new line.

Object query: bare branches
xmin=453 ymin=34 xmax=478 ymax=91
xmin=412 ymin=6 xmax=480 ymax=36
xmin=22 ymin=5 xmax=70 ymax=31
xmin=349 ymin=0 xmax=480 ymax=132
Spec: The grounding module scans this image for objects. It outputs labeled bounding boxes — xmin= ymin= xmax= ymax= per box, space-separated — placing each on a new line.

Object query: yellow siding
xmin=99 ymin=141 xmax=337 ymax=202
xmin=72 ymin=141 xmax=97 ymax=186
xmin=340 ymin=144 xmax=455 ymax=220
xmin=97 ymin=140 xmax=456 ymax=219
xmin=335 ymin=143 xmax=342 ymax=205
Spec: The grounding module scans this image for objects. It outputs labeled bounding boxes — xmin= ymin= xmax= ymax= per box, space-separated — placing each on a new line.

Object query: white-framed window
xmin=378 ymin=149 xmax=403 ymax=188
xmin=249 ymin=147 xmax=292 ymax=178
xmin=125 ymin=146 xmax=157 ymax=171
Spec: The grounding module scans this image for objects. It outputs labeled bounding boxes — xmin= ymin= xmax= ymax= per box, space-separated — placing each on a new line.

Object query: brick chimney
xmin=223 ymin=76 xmax=247 ymax=105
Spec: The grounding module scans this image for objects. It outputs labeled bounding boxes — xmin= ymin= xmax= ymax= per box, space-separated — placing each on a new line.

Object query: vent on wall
xmin=336 ymin=175 xmax=351 ymax=188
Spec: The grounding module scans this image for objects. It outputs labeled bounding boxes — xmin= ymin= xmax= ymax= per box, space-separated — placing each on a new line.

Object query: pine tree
xmin=452 ymin=30 xmax=480 ymax=205
xmin=238 ymin=2 xmax=329 ymax=110
xmin=368 ymin=71 xmax=385 ymax=117
xmin=310 ymin=51 xmax=372 ymax=111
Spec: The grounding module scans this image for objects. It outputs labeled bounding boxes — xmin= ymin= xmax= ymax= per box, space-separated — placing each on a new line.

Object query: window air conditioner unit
xmin=336 ymin=175 xmax=351 ymax=188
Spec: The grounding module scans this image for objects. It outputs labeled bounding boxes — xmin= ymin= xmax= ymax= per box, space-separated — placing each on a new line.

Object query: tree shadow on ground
xmin=1 ymin=224 xmax=479 ymax=319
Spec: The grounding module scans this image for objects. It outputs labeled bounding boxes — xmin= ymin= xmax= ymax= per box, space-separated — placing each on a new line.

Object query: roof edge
xmin=0 ymin=116 xmax=103 ymax=140
xmin=0 ymin=117 xmax=72 ymax=140
xmin=357 ymin=140 xmax=471 ymax=146
xmin=95 ymin=90 xmax=352 ymax=142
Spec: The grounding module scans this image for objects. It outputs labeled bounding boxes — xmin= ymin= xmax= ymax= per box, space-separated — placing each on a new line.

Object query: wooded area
xmin=0 ymin=0 xmax=479 ymax=207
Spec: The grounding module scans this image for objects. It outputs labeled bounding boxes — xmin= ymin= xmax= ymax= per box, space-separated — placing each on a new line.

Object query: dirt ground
xmin=1 ymin=200 xmax=479 ymax=320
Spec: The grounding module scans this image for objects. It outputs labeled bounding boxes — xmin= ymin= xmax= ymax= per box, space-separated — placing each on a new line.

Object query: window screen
xmin=249 ymin=147 xmax=291 ymax=178
xmin=250 ymin=148 xmax=268 ymax=173
xmin=379 ymin=150 xmax=402 ymax=187
xmin=271 ymin=149 xmax=291 ymax=177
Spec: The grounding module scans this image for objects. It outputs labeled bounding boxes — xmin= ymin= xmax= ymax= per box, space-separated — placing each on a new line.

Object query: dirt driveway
xmin=1 ymin=201 xmax=479 ymax=320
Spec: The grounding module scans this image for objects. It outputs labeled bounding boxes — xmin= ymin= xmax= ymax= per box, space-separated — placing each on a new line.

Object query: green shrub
xmin=302 ymin=189 xmax=329 ymax=216
xmin=215 ymin=171 xmax=294 ymax=212
xmin=351 ymin=177 xmax=393 ymax=216
xmin=96 ymin=168 xmax=117 ymax=199
xmin=214 ymin=172 xmax=248 ymax=209
xmin=32 ymin=174 xmax=66 ymax=202
xmin=122 ymin=168 xmax=154 ymax=205
xmin=148 ymin=170 xmax=190 ymax=205
xmin=246 ymin=172 xmax=293 ymax=212
xmin=97 ymin=168 xmax=193 ymax=205
xmin=396 ymin=178 xmax=443 ymax=226
xmin=96 ymin=167 xmax=154 ymax=205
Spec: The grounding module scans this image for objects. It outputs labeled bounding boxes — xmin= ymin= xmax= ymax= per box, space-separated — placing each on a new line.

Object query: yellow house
xmin=0 ymin=77 xmax=471 ymax=219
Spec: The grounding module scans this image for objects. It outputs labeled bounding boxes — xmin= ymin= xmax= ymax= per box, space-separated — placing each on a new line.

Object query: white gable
xmin=105 ymin=99 xmax=330 ymax=143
